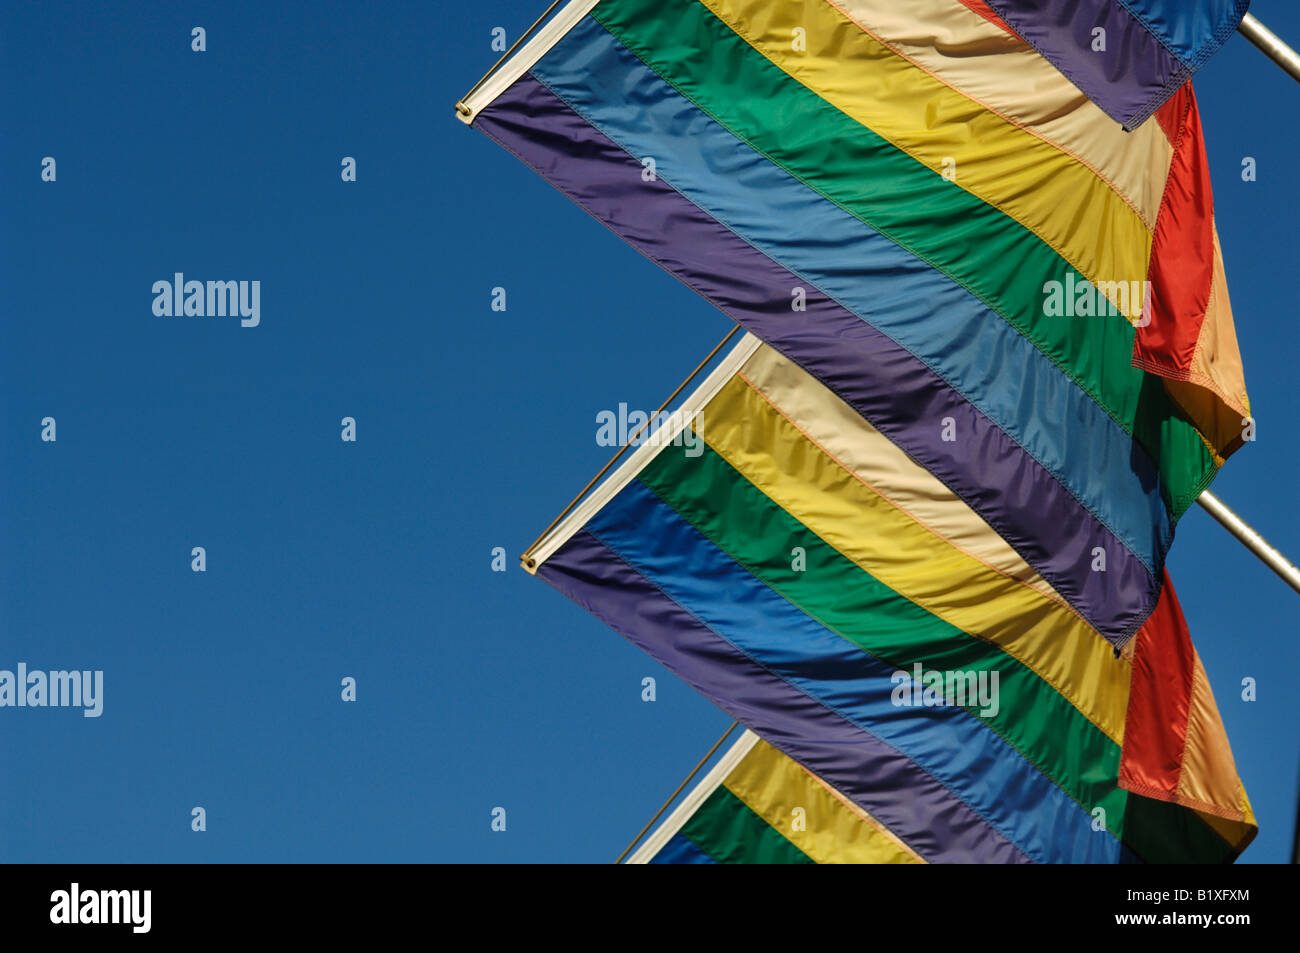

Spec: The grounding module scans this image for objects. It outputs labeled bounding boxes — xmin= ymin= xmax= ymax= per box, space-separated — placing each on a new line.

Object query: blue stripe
xmin=1118 ymin=0 xmax=1248 ymax=64
xmin=587 ymin=478 xmax=1124 ymax=865
xmin=649 ymin=833 xmax=716 ymax=864
xmin=530 ymin=16 xmax=1172 ymax=575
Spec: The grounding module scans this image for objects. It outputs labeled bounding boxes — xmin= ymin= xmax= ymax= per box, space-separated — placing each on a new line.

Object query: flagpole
xmin=614 ymin=721 xmax=739 ymax=864
xmin=454 ymin=0 xmax=564 ymax=119
xmin=520 ymin=324 xmax=741 ymax=572
xmin=1238 ymin=14 xmax=1300 ymax=85
xmin=1197 ymin=490 xmax=1300 ymax=595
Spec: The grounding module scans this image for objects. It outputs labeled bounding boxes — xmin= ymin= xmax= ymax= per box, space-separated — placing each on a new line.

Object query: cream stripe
xmin=627 ymin=729 xmax=761 ymax=864
xmin=459 ymin=0 xmax=602 ymax=123
xmin=827 ymin=0 xmax=1175 ymax=229
xmin=528 ymin=332 xmax=762 ymax=571
xmin=740 ymin=345 xmax=1068 ymax=609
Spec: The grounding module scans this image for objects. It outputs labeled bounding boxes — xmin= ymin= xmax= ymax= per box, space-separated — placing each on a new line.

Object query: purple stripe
xmin=476 ymin=75 xmax=1156 ymax=645
xmin=540 ymin=530 xmax=1030 ymax=864
xmin=984 ymin=0 xmax=1192 ymax=130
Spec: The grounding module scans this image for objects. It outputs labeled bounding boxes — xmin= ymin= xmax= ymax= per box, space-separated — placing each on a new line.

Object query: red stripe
xmin=1136 ymin=84 xmax=1215 ymax=378
xmin=957 ymin=0 xmax=1018 ymax=36
xmin=1119 ymin=569 xmax=1195 ymax=797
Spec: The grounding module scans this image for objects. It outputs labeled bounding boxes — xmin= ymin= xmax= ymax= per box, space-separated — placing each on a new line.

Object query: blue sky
xmin=1 ymin=0 xmax=1296 ymax=863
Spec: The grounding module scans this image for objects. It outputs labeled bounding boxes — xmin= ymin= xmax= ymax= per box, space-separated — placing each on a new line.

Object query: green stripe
xmin=681 ymin=786 xmax=815 ymax=864
xmin=641 ymin=443 xmax=1131 ymax=835
xmin=592 ymin=0 xmax=1216 ymax=517
xmin=1119 ymin=791 xmax=1237 ymax=864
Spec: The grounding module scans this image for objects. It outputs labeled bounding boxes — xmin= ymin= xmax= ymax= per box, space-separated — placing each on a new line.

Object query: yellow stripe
xmin=704 ymin=364 xmax=1131 ymax=743
xmin=740 ymin=345 xmax=1069 ymax=609
xmin=721 ymin=737 xmax=923 ymax=864
xmin=700 ymin=0 xmax=1154 ymax=303
xmin=830 ymin=0 xmax=1174 ymax=229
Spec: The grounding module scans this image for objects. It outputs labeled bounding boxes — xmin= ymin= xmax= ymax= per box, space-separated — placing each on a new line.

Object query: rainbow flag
xmin=978 ymin=0 xmax=1251 ymax=129
xmin=534 ymin=336 xmax=1255 ymax=863
xmin=631 ymin=732 xmax=925 ymax=864
xmin=465 ymin=0 xmax=1250 ymax=647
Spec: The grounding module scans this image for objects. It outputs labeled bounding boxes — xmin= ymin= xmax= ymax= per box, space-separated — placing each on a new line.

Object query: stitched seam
xmin=1118 ymin=780 xmax=1249 ymax=829
xmin=1110 ymin=0 xmax=1196 ymax=66
xmin=985 ymin=2 xmax=1184 ymax=129
xmin=1112 ymin=0 xmax=1252 ymax=75
xmin=786 ymin=754 xmax=927 ymax=862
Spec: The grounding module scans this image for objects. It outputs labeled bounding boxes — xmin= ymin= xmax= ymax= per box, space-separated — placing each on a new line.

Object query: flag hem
xmin=529 ymin=332 xmax=763 ymax=570
xmin=626 ymin=729 xmax=760 ymax=863
xmin=458 ymin=0 xmax=602 ymax=123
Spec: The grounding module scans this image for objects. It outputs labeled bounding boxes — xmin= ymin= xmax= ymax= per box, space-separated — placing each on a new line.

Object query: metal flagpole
xmin=614 ymin=721 xmax=739 ymax=864
xmin=454 ymin=0 xmax=564 ymax=119
xmin=1198 ymin=489 xmax=1300 ymax=863
xmin=1239 ymin=14 xmax=1300 ymax=85
xmin=1228 ymin=11 xmax=1300 ymax=866
xmin=1196 ymin=491 xmax=1300 ymax=596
